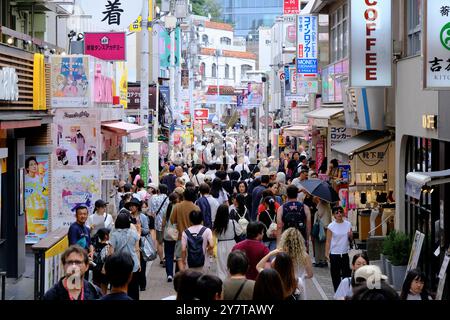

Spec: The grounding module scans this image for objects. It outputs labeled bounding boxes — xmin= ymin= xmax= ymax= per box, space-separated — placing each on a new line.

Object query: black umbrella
xmin=299 ymin=179 xmax=340 ymax=203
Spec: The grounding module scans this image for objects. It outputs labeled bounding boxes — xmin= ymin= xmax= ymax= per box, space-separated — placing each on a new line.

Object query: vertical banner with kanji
xmin=424 ymin=0 xmax=450 ymax=89
xmin=297 ymin=15 xmax=318 ymax=77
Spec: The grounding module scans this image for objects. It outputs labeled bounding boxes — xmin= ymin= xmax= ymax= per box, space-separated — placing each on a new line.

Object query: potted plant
xmin=382 ymin=230 xmax=396 ymax=283
xmin=389 ymin=231 xmax=411 ymax=291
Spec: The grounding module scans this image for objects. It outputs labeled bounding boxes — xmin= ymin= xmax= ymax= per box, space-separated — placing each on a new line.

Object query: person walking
xmin=400 ymin=269 xmax=433 ymax=300
xmin=109 ymin=212 xmax=141 ymax=300
xmin=211 ymin=178 xmax=229 ymax=206
xmin=250 ymin=175 xmax=269 ymax=221
xmin=88 ymin=199 xmax=114 ymax=238
xmin=232 ymin=221 xmax=269 ymax=280
xmin=252 ymin=269 xmax=285 ymax=301
xmin=257 ymin=197 xmax=278 ymax=251
xmin=161 ymin=165 xmax=177 ymax=194
xmin=150 ymin=184 xmax=169 ymax=267
xmin=278 ymin=227 xmax=313 ymax=298
xmin=43 ymin=245 xmax=102 ymax=300
xmin=68 ymin=205 xmax=94 ymax=259
xmin=196 ymin=183 xmax=219 ymax=228
xmin=222 ymin=250 xmax=255 ymax=300
xmin=312 ymin=198 xmax=332 ymax=268
xmin=213 ymin=204 xmax=244 ymax=281
xmin=170 ymin=187 xmax=201 ymax=271
xmin=162 ymin=192 xmax=180 ymax=282
xmin=334 ymin=252 xmax=369 ymax=300
xmin=325 ymin=206 xmax=353 ymax=292
xmin=100 ymin=252 xmax=134 ymax=300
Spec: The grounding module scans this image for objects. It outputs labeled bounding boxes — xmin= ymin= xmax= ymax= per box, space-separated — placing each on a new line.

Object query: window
xmin=225 ymin=64 xmax=230 ymax=78
xmin=200 ymin=62 xmax=206 ymax=79
xmin=202 ymin=34 xmax=209 ymax=45
xmin=212 ymin=63 xmax=217 ymax=78
xmin=330 ymin=3 xmax=349 ymax=63
xmin=241 ymin=64 xmax=252 ymax=78
xmin=407 ymin=0 xmax=422 ymax=56
xmin=220 ymin=37 xmax=232 ymax=45
xmin=233 ymin=66 xmax=236 ymax=80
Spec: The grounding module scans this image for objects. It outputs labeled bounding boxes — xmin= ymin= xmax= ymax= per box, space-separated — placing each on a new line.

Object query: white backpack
xmin=236 ymin=208 xmax=249 ymax=234
xmin=265 ymin=210 xmax=278 ymax=238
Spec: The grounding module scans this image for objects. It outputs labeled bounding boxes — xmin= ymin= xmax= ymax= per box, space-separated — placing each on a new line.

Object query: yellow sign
xmin=33 ymin=53 xmax=46 ymax=110
xmin=118 ymin=62 xmax=128 ymax=108
xmin=278 ymin=135 xmax=285 ymax=147
xmin=129 ymin=0 xmax=153 ymax=32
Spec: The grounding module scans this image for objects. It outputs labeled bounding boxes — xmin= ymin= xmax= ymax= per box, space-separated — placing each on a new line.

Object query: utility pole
xmin=140 ymin=0 xmax=150 ymax=185
xmin=263 ymin=74 xmax=270 ymax=157
xmin=216 ymin=49 xmax=220 ymax=132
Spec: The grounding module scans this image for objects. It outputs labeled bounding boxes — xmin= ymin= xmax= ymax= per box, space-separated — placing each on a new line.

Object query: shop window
xmin=407 ymin=0 xmax=422 ymax=56
xmin=225 ymin=64 xmax=230 ymax=79
xmin=220 ymin=37 xmax=231 ymax=45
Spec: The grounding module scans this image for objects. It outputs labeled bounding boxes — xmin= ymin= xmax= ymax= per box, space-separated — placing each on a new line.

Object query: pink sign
xmin=84 ymin=32 xmax=126 ymax=61
xmin=284 ymin=0 xmax=300 ymax=14
xmin=316 ymin=139 xmax=325 ymax=175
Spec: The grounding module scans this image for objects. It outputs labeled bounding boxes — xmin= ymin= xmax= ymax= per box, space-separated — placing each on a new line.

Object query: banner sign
xmin=284 ymin=0 xmax=300 ymax=15
xmin=424 ymin=0 xmax=450 ymax=89
xmin=84 ymin=32 xmax=126 ymax=61
xmin=298 ymin=80 xmax=319 ymax=94
xmin=350 ymin=0 xmax=392 ymax=87
xmin=297 ymin=15 xmax=318 ymax=76
xmin=194 ymin=108 xmax=209 ymax=120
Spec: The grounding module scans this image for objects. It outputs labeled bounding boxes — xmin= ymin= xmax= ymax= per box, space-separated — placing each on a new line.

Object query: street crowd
xmin=43 ymin=146 xmax=432 ymax=301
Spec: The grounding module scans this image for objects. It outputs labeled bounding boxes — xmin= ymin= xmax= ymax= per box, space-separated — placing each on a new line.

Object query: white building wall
xmin=200 ymin=55 xmax=255 ymax=87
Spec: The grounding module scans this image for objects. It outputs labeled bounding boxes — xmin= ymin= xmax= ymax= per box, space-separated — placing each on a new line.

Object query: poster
xmin=241 ymin=83 xmax=264 ymax=108
xmin=53 ymin=109 xmax=100 ymax=168
xmin=44 ymin=236 xmax=68 ymax=293
xmin=406 ymin=230 xmax=426 ymax=275
xmin=50 ymin=56 xmax=90 ymax=108
xmin=25 ymin=155 xmax=50 ymax=244
xmin=52 ymin=169 xmax=101 ymax=229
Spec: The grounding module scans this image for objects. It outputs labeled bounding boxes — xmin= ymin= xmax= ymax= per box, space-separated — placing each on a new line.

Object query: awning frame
xmin=331 ymin=130 xmax=393 ymax=159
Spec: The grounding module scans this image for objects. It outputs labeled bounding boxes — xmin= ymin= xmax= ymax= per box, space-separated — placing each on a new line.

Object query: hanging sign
xmin=284 ymin=0 xmax=300 ymax=15
xmin=297 ymin=15 xmax=318 ymax=77
xmin=84 ymin=32 xmax=126 ymax=61
xmin=424 ymin=0 xmax=450 ymax=89
xmin=350 ymin=0 xmax=392 ymax=87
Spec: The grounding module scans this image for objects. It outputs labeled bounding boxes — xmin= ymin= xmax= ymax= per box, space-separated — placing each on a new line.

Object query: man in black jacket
xmin=43 ymin=245 xmax=102 ymax=300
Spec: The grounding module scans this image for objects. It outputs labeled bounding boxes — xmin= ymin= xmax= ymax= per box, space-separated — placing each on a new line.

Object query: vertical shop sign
xmin=284 ymin=0 xmax=300 ymax=15
xmin=350 ymin=0 xmax=392 ymax=87
xmin=297 ymin=15 xmax=318 ymax=77
xmin=424 ymin=0 xmax=450 ymax=88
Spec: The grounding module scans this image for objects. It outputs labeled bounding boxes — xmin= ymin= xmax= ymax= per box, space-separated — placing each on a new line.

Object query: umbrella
xmin=299 ymin=179 xmax=340 ymax=203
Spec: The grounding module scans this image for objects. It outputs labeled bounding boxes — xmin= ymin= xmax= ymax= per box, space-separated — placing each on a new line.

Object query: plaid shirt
xmin=150 ymin=194 xmax=169 ymax=231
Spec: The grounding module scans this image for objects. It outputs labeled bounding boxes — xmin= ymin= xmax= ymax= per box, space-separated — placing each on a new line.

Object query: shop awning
xmin=101 ymin=122 xmax=147 ymax=140
xmin=282 ymin=125 xmax=311 ymax=138
xmin=305 ymin=107 xmax=344 ymax=119
xmin=331 ymin=130 xmax=392 ymax=157
xmin=0 ymin=113 xmax=47 ymax=130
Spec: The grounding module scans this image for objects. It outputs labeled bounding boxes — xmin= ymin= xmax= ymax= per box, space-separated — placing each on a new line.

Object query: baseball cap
xmin=354 ymin=265 xmax=388 ymax=284
xmin=169 ymin=165 xmax=176 ymax=172
xmin=148 ymin=183 xmax=158 ymax=190
xmin=94 ymin=199 xmax=108 ymax=208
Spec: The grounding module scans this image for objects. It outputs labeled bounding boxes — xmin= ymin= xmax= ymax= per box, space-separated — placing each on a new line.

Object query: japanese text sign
xmin=297 ymin=15 xmax=318 ymax=77
xmin=84 ymin=32 xmax=126 ymax=61
xmin=284 ymin=0 xmax=300 ymax=15
xmin=350 ymin=0 xmax=392 ymax=87
xmin=194 ymin=109 xmax=209 ymax=120
xmin=424 ymin=0 xmax=450 ymax=89
xmin=76 ymin=0 xmax=142 ymax=31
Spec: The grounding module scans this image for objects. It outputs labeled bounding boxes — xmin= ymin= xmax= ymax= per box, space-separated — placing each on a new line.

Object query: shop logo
xmin=440 ymin=22 xmax=450 ymax=50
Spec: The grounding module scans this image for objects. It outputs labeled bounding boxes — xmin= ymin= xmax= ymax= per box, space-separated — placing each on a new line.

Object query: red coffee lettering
xmin=366 ymin=38 xmax=377 ymax=51
xmin=364 ymin=8 xmax=378 ymax=21
xmin=366 ymin=53 xmax=377 ymax=66
xmin=365 ymin=0 xmax=378 ymax=5
xmin=366 ymin=68 xmax=377 ymax=80
xmin=366 ymin=22 xmax=377 ymax=36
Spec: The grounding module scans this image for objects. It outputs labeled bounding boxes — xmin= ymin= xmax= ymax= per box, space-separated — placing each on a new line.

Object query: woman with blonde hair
xmin=278 ymin=227 xmax=313 ymax=298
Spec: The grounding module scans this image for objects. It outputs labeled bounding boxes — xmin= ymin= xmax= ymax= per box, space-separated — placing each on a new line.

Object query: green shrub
xmin=389 ymin=231 xmax=411 ymax=266
xmin=382 ymin=229 xmax=396 ymax=257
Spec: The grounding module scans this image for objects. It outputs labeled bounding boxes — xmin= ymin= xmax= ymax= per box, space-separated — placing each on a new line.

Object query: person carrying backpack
xmin=276 ymin=185 xmax=311 ymax=250
xmin=195 ymin=183 xmax=219 ymax=228
xmin=91 ymin=228 xmax=110 ymax=295
xmin=181 ymin=210 xmax=214 ymax=272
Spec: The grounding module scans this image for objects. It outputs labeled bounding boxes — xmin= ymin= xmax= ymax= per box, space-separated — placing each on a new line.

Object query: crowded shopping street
xmin=0 ymin=0 xmax=449 ymax=305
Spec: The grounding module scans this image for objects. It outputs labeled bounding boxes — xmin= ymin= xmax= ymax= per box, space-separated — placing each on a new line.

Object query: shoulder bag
xmin=140 ymin=234 xmax=157 ymax=261
xmin=233 ymin=279 xmax=247 ymax=300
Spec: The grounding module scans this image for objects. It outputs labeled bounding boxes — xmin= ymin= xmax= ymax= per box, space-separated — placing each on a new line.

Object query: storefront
xmin=331 ymin=130 xmax=395 ymax=241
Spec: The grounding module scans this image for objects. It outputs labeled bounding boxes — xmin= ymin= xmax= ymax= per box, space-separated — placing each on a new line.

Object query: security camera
xmin=406 ymin=172 xmax=431 ymax=185
xmin=262 ymin=76 xmax=267 ymax=82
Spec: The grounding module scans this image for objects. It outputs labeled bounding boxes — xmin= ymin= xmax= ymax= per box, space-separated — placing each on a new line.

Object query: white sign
xmin=330 ymin=127 xmax=353 ymax=146
xmin=101 ymin=164 xmax=119 ymax=180
xmin=406 ymin=231 xmax=426 ymax=275
xmin=298 ymin=80 xmax=319 ymax=94
xmin=0 ymin=67 xmax=19 ymax=101
xmin=424 ymin=0 xmax=450 ymax=89
xmin=297 ymin=15 xmax=318 ymax=77
xmin=350 ymin=0 xmax=392 ymax=87
xmin=75 ymin=0 xmax=142 ymax=31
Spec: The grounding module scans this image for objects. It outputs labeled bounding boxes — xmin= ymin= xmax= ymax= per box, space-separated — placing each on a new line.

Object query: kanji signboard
xmin=284 ymin=0 xmax=300 ymax=15
xmin=194 ymin=109 xmax=209 ymax=120
xmin=424 ymin=0 xmax=450 ymax=89
xmin=297 ymin=15 xmax=318 ymax=77
xmin=84 ymin=32 xmax=126 ymax=61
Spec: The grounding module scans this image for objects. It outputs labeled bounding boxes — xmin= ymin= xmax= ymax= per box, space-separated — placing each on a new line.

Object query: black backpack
xmin=282 ymin=201 xmax=307 ymax=239
xmin=184 ymin=227 xmax=207 ymax=268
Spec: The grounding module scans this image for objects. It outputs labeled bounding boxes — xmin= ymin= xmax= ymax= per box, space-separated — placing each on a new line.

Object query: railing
xmin=31 ymin=228 xmax=68 ymax=300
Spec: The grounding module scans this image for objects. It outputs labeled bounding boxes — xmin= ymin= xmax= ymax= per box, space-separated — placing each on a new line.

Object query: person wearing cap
xmin=125 ymin=197 xmax=150 ymax=292
xmin=351 ymin=265 xmax=398 ymax=300
xmin=161 ymin=165 xmax=177 ymax=194
xmin=88 ymin=199 xmax=114 ymax=237
xmin=325 ymin=206 xmax=353 ymax=292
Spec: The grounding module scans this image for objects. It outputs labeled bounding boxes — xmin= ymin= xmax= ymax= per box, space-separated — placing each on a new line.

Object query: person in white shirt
xmin=175 ymin=166 xmax=190 ymax=184
xmin=334 ymin=252 xmax=369 ymax=300
xmin=326 ymin=206 xmax=353 ymax=292
xmin=191 ymin=165 xmax=206 ymax=187
xmin=88 ymin=199 xmax=114 ymax=237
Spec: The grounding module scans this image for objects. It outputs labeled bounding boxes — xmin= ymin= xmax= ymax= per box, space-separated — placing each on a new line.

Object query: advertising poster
xmin=52 ymin=169 xmax=101 ymax=229
xmin=53 ymin=109 xmax=100 ymax=168
xmin=50 ymin=56 xmax=90 ymax=108
xmin=242 ymin=83 xmax=264 ymax=108
xmin=44 ymin=236 xmax=68 ymax=293
xmin=25 ymin=155 xmax=49 ymax=244
xmin=297 ymin=15 xmax=318 ymax=77
xmin=406 ymin=230 xmax=426 ymax=275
